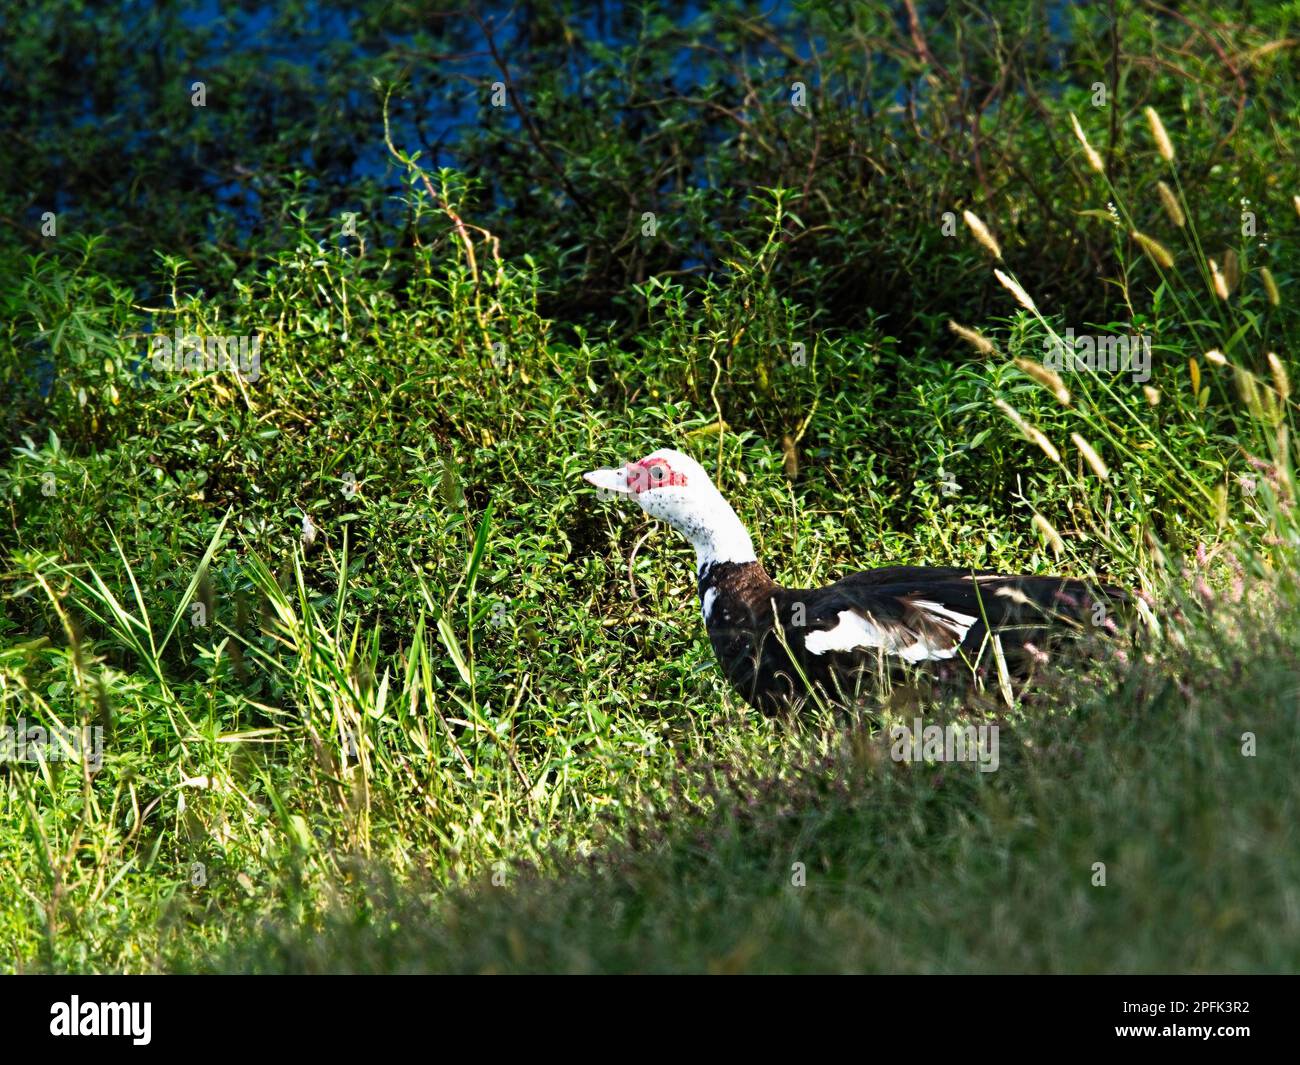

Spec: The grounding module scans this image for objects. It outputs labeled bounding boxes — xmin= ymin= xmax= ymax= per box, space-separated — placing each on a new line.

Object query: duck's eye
xmin=648 ymin=463 xmax=668 ymax=483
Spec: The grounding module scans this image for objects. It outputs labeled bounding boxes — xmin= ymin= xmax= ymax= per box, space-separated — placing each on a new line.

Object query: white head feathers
xmin=583 ymin=448 xmax=757 ymax=571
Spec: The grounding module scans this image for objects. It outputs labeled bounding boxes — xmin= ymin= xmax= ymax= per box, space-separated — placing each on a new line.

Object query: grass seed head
xmin=1026 ymin=426 xmax=1062 ymax=464
xmin=948 ymin=320 xmax=995 ymax=355
xmin=1268 ymin=352 xmax=1290 ymax=400
xmin=1071 ymin=432 xmax=1110 ymax=481
xmin=963 ymin=210 xmax=1003 ymax=261
xmin=1069 ymin=113 xmax=1105 ymax=173
xmin=1156 ymin=181 xmax=1185 ymax=227
xmin=994 ymin=269 xmax=1037 ymax=313
xmin=1209 ymin=258 xmax=1230 ymax=301
xmin=1014 ymin=356 xmax=1071 ymax=404
xmin=994 ymin=399 xmax=1059 ymax=461
xmin=1260 ymin=267 xmax=1280 ymax=307
xmin=1235 ymin=366 xmax=1260 ymax=412
xmin=1223 ymin=248 xmax=1241 ymax=292
xmin=1032 ymin=513 xmax=1065 ymax=557
xmin=1132 ymin=231 xmax=1174 ymax=269
xmin=993 ymin=398 xmax=1028 ymax=432
xmin=1144 ymin=106 xmax=1175 ymax=163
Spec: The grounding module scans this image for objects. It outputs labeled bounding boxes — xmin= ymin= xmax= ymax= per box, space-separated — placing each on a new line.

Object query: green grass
xmin=207 ymin=610 xmax=1300 ymax=973
xmin=1 ymin=0 xmax=1298 ymax=973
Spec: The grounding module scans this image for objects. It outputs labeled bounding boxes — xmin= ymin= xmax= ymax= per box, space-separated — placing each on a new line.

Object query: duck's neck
xmin=688 ymin=493 xmax=758 ymax=576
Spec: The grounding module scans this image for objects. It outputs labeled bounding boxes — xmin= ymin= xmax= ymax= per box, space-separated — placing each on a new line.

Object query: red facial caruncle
xmin=625 ymin=456 xmax=688 ymax=495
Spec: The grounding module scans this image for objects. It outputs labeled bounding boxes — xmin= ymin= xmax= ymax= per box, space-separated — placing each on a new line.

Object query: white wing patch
xmin=701 ymin=587 xmax=718 ymax=623
xmin=803 ymin=611 xmax=892 ymax=655
xmin=803 ymin=603 xmax=977 ymax=663
xmin=909 ymin=600 xmax=979 ymax=632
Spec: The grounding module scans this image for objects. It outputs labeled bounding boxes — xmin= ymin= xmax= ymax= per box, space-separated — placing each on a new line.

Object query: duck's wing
xmin=778 ymin=569 xmax=1127 ymax=664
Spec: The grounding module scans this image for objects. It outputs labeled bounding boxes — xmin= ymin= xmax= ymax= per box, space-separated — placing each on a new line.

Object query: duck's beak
xmin=583 ymin=466 xmax=635 ymax=495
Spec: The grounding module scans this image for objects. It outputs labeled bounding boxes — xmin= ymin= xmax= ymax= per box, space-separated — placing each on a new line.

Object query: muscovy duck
xmin=584 ymin=448 xmax=1127 ymax=714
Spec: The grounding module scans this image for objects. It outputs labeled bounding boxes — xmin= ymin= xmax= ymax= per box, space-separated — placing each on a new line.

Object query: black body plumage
xmin=698 ymin=560 xmax=1126 ymax=714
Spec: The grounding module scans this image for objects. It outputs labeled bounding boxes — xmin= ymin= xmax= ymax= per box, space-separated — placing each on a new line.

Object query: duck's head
xmin=583 ymin=448 xmax=756 ymax=569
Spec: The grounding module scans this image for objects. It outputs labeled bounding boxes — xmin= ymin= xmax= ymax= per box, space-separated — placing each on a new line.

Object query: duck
xmin=584 ymin=448 xmax=1127 ymax=714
